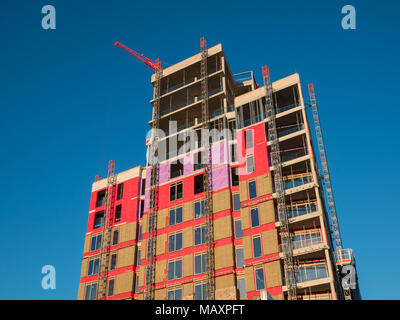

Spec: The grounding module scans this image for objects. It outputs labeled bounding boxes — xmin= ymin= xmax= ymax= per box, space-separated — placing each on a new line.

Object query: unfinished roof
xmin=151 ymin=44 xmax=223 ymax=82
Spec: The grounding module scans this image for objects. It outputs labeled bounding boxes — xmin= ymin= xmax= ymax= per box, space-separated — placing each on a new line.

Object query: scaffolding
xmin=262 ymin=66 xmax=297 ymax=300
xmin=145 ymin=64 xmax=163 ymax=300
xmin=96 ymin=160 xmax=117 ymax=299
xmin=200 ymin=37 xmax=216 ymax=300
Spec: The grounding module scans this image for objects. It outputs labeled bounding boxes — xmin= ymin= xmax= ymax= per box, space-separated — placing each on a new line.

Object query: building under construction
xmin=77 ymin=40 xmax=360 ymax=300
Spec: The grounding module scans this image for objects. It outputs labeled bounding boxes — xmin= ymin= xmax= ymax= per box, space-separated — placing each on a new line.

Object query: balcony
xmin=287 ymin=202 xmax=317 ymax=219
xmin=267 ymin=124 xmax=304 ymax=142
xmin=237 ymin=102 xmax=301 ymax=129
xmin=297 ymin=293 xmax=331 ymax=300
xmin=283 ymin=173 xmax=313 ymax=190
xmin=280 ymin=230 xmax=323 ymax=253
xmin=273 ymin=173 xmax=313 ymax=193
xmin=295 ymin=263 xmax=328 ymax=283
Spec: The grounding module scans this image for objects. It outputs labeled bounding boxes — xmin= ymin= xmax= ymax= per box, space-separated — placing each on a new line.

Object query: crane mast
xmin=308 ymin=84 xmax=343 ymax=250
xmin=263 ymin=66 xmax=297 ymax=300
xmin=200 ymin=37 xmax=216 ymax=300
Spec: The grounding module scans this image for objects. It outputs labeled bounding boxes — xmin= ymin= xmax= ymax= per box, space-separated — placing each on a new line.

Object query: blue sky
xmin=0 ymin=0 xmax=398 ymax=299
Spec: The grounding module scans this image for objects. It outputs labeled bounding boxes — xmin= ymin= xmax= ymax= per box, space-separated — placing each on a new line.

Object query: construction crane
xmin=115 ymin=42 xmax=162 ymax=300
xmin=307 ymin=84 xmax=360 ymax=300
xmin=200 ymin=37 xmax=216 ymax=300
xmin=96 ymin=160 xmax=117 ymax=299
xmin=307 ymin=84 xmax=342 ymax=251
xmin=114 ymin=42 xmax=163 ymax=72
xmin=263 ymin=66 xmax=297 ymax=300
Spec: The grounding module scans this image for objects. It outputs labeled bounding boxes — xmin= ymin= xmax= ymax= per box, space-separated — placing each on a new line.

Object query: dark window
xmin=236 ymin=248 xmax=245 ymax=268
xmin=251 ymin=208 xmax=260 ymax=227
xmin=170 ymin=181 xmax=183 ymax=201
xmin=169 ymin=207 xmax=183 ymax=226
xmin=136 ymin=275 xmax=140 ymax=293
xmin=110 ymin=254 xmax=117 ymax=270
xmin=115 ymin=205 xmax=121 ymax=222
xmin=231 ymin=143 xmax=237 ymax=162
xmin=112 ymin=230 xmax=119 ymax=245
xmin=194 ymin=225 xmax=207 ymax=246
xmin=255 ymin=268 xmax=265 ymax=290
xmin=117 ymin=184 xmax=123 ymax=200
xmin=96 ymin=190 xmax=106 ymax=207
xmin=253 ymin=236 xmax=262 ymax=258
xmin=90 ymin=236 xmax=96 ymax=251
xmin=168 ymin=260 xmax=182 ymax=280
xmin=140 ymin=200 xmax=144 ymax=218
xmin=85 ymin=283 xmax=97 ymax=300
xmin=88 ymin=260 xmax=94 ymax=276
xmin=194 ymin=174 xmax=204 ymax=194
xmin=264 ymin=122 xmax=269 ymax=141
xmin=194 ymin=283 xmax=208 ymax=300
xmin=94 ymin=258 xmax=100 ymax=274
xmin=91 ymin=234 xmax=102 ymax=251
xmin=233 ymin=194 xmax=241 ymax=211
xmin=137 ymin=250 xmax=141 ymax=266
xmin=138 ymin=226 xmax=142 ymax=241
xmin=238 ymin=278 xmax=247 ymax=299
xmin=168 ymin=232 xmax=183 ymax=252
xmin=141 ymin=179 xmax=146 ymax=195
xmin=245 ymin=129 xmax=253 ymax=149
xmin=194 ymin=200 xmax=206 ymax=219
xmin=195 ymin=253 xmax=207 ymax=274
xmin=249 ymin=180 xmax=257 ymax=199
xmin=88 ymin=258 xmax=100 ymax=276
xmin=234 ymin=220 xmax=243 ymax=239
xmin=194 ymin=151 xmax=204 ymax=171
xmin=231 ymin=167 xmax=239 ymax=186
xmin=107 ymin=279 xmax=115 ymax=297
xmin=247 ymin=154 xmax=255 ymax=173
xmin=170 ymin=161 xmax=184 ymax=179
xmin=96 ymin=234 xmax=102 ymax=250
xmin=168 ymin=288 xmax=182 ymax=300
xmin=94 ymin=211 xmax=105 ymax=229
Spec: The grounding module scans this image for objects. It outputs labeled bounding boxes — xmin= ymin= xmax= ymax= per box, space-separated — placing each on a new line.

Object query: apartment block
xmin=77 ymin=42 xmax=357 ymax=300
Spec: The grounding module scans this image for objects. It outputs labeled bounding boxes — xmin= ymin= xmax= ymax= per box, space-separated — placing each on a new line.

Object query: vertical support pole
xmin=145 ymin=63 xmax=163 ymax=300
xmin=200 ymin=37 xmax=215 ymax=300
xmin=263 ymin=66 xmax=297 ymax=300
xmin=97 ymin=160 xmax=117 ymax=300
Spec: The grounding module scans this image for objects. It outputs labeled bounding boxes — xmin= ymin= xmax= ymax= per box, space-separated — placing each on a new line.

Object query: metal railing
xmin=287 ymin=203 xmax=317 ymax=219
xmin=273 ymin=173 xmax=313 ymax=193
xmin=267 ymin=124 xmax=304 ymax=141
xmin=283 ymin=174 xmax=313 ymax=190
xmin=292 ymin=263 xmax=328 ymax=284
xmin=297 ymin=293 xmax=331 ymax=300
xmin=238 ymin=102 xmax=302 ymax=129
xmin=335 ymin=248 xmax=354 ymax=265
xmin=281 ymin=231 xmax=323 ymax=252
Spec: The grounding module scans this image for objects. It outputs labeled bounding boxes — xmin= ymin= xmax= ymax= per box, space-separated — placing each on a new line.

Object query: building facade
xmin=78 ymin=43 xmax=352 ymax=300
